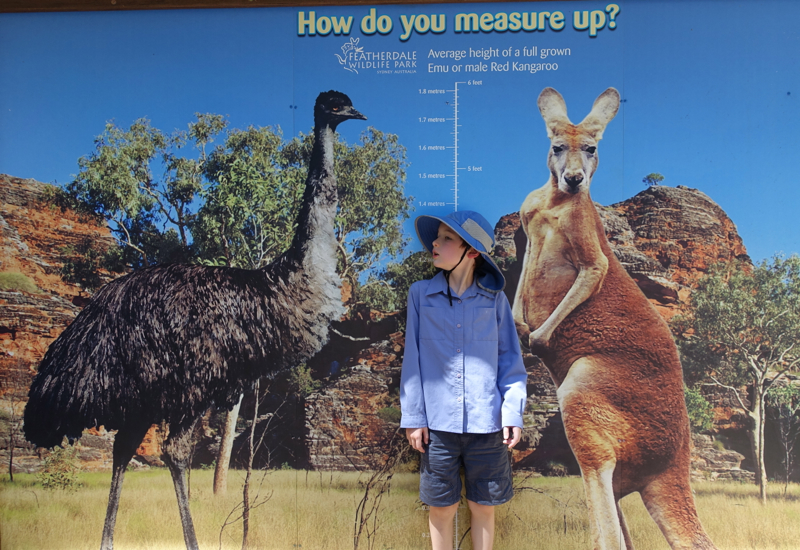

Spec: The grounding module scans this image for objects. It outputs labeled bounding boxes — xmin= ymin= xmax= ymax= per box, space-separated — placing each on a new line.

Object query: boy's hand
xmin=503 ymin=426 xmax=522 ymax=449
xmin=406 ymin=427 xmax=429 ymax=453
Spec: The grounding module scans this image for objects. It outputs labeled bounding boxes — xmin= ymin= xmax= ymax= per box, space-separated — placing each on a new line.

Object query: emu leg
xmin=101 ymin=425 xmax=150 ymax=550
xmin=640 ymin=465 xmax=718 ymax=550
xmin=163 ymin=420 xmax=200 ymax=550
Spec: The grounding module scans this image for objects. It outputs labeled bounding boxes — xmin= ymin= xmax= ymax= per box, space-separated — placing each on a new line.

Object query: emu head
xmin=314 ymin=90 xmax=367 ymax=129
xmin=538 ymin=87 xmax=619 ymax=195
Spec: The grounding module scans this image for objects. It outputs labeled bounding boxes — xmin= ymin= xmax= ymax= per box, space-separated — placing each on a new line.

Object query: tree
xmin=194 ymin=126 xmax=301 ymax=269
xmin=767 ymin=383 xmax=800 ymax=494
xmin=67 ymin=114 xmax=226 ymax=267
xmin=674 ymin=256 xmax=800 ymax=503
xmin=642 ymin=173 xmax=664 ymax=187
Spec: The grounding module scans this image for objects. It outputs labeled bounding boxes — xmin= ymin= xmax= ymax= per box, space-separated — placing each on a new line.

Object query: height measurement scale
xmin=417 ymin=80 xmax=483 ymax=212
xmin=415 ymin=82 xmax=483 ymax=546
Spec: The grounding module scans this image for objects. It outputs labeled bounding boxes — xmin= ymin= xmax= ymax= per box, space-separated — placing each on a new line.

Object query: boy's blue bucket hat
xmin=415 ymin=210 xmax=505 ymax=292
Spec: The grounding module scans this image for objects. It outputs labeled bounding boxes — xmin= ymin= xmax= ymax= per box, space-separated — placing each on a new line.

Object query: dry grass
xmin=2 ymin=469 xmax=800 ymax=549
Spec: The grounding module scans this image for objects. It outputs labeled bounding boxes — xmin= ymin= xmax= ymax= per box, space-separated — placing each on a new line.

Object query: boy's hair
xmin=456 ymin=238 xmax=485 ymax=270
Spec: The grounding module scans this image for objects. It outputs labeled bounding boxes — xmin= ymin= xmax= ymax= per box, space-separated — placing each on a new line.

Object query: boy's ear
xmin=467 ymin=248 xmax=480 ymax=259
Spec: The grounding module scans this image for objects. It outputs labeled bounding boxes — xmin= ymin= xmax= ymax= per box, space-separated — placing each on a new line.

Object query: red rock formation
xmin=0 ymin=175 xmax=124 ymax=472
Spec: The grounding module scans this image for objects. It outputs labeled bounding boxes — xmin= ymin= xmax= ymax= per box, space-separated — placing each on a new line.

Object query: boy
xmin=400 ymin=210 xmax=527 ymax=550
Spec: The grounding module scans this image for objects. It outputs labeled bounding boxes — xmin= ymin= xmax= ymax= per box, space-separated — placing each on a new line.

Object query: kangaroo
xmin=513 ymin=87 xmax=717 ymax=550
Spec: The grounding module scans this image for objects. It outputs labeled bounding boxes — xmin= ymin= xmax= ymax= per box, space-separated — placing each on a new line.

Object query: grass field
xmin=2 ymin=469 xmax=800 ymax=549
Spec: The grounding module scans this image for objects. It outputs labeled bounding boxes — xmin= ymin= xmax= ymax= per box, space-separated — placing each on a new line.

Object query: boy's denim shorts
xmin=420 ymin=429 xmax=513 ymax=507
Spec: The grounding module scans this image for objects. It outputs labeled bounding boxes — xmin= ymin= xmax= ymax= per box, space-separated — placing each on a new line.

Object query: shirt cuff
xmin=400 ymin=414 xmax=428 ymax=429
xmin=501 ymin=412 xmax=523 ymax=429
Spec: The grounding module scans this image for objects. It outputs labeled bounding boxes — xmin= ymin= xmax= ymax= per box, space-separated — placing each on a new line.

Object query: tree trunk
xmin=213 ymin=393 xmax=243 ymax=496
xmin=749 ymin=392 xmax=768 ymax=504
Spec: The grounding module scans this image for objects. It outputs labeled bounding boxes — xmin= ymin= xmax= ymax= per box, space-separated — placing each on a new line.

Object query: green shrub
xmin=0 ymin=272 xmax=39 ymax=293
xmin=38 ymin=445 xmax=81 ymax=491
xmin=289 ymin=364 xmax=322 ymax=396
xmin=684 ymin=385 xmax=714 ymax=433
xmin=377 ymin=407 xmax=402 ymax=424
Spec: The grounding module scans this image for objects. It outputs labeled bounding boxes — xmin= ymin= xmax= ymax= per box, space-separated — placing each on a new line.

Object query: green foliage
xmin=376 ymin=407 xmax=402 ymax=424
xmin=66 ymin=114 xmax=227 ymax=267
xmin=288 ymin=364 xmax=322 ymax=397
xmin=0 ymin=272 xmax=39 ymax=293
xmin=642 ymin=173 xmax=665 ymax=187
xmin=64 ymin=114 xmax=411 ymax=296
xmin=38 ymin=445 xmax=81 ymax=491
xmin=40 ymin=184 xmax=99 ymax=219
xmin=768 ymin=384 xmax=800 ymax=412
xmin=684 ymin=385 xmax=714 ymax=433
xmin=194 ymin=126 xmax=300 ymax=269
xmin=675 ymin=256 xmax=800 ymax=388
xmin=359 ymin=251 xmax=438 ymax=313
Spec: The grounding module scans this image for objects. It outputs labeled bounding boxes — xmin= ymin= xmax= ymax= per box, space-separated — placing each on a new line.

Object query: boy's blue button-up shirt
xmin=400 ymin=272 xmax=527 ymax=433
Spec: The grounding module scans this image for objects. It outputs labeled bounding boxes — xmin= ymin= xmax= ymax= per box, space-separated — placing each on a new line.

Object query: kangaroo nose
xmin=565 ymin=174 xmax=583 ymax=190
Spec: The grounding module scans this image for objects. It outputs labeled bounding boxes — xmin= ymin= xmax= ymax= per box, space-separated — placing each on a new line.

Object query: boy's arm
xmin=496 ymin=292 xmax=528 ymax=430
xmin=399 ymin=283 xmax=428 ymax=431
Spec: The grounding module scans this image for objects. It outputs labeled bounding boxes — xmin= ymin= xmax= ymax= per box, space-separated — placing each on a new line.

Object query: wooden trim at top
xmin=1 ymin=0 xmax=559 ymax=14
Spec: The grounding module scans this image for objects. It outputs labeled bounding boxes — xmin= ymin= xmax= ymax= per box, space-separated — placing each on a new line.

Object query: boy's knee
xmin=467 ymin=500 xmax=495 ymax=518
xmin=429 ymin=502 xmax=459 ymax=521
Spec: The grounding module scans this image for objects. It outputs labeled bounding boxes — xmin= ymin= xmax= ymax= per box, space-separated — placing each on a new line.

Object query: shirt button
xmin=457 ymin=323 xmax=462 ymax=328
xmin=457 ymin=374 xmax=462 ymax=378
xmin=457 ymin=397 xmax=462 ymax=402
xmin=458 ymin=300 xmax=462 ymax=303
xmin=456 ymin=349 xmax=461 ymax=353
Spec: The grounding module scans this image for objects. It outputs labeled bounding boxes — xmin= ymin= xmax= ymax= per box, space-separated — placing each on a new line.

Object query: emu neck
xmin=287 ymin=121 xmax=339 ymax=276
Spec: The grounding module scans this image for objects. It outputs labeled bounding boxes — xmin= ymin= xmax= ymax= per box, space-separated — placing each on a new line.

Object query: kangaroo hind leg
xmin=640 ymin=467 xmax=717 ymax=550
xmin=558 ymin=358 xmax=630 ymax=550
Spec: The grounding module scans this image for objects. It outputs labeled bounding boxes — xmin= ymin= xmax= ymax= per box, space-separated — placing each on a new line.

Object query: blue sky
xmin=1 ymin=0 xmax=798 ymax=263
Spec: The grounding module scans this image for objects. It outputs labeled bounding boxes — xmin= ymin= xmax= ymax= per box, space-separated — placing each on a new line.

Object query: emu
xmin=23 ymin=91 xmax=366 ymax=550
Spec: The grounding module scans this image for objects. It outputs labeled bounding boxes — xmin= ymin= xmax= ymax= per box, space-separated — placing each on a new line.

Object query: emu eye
xmin=552 ymin=145 xmax=563 ymax=153
xmin=332 ymin=106 xmax=340 ymax=112
xmin=586 ymin=146 xmax=596 ymax=154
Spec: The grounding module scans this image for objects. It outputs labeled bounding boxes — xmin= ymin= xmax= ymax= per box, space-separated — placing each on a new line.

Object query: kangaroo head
xmin=538 ymin=87 xmax=620 ymax=195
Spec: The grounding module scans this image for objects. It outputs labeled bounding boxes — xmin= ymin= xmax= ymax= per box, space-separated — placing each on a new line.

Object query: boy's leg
xmin=467 ymin=500 xmax=495 ymax=550
xmin=420 ymin=430 xmax=463 ymax=550
xmin=429 ymin=502 xmax=459 ymax=550
xmin=462 ymin=431 xmax=514 ymax=550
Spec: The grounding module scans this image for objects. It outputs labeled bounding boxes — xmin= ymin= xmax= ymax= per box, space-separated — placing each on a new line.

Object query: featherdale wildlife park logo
xmin=296 ymin=10 xmax=417 ymax=75
xmin=335 ymin=37 xmax=417 ymax=75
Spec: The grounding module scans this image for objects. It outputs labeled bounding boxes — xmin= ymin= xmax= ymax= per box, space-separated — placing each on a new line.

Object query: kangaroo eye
xmin=586 ymin=146 xmax=596 ymax=154
xmin=552 ymin=146 xmax=563 ymax=153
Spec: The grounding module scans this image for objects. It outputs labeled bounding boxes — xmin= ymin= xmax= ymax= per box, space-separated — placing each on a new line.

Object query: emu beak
xmin=342 ymin=106 xmax=367 ymax=120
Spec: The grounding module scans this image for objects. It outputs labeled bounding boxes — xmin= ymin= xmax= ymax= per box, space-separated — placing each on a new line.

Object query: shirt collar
xmin=425 ymin=271 xmax=494 ymax=299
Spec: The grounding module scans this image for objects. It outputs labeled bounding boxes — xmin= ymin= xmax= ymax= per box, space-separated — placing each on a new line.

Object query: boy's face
xmin=432 ymin=223 xmax=472 ymax=271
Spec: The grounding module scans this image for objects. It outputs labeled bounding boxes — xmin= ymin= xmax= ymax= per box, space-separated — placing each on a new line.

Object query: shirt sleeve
xmin=399 ymin=283 xmax=428 ymax=429
xmin=496 ymin=292 xmax=528 ymax=428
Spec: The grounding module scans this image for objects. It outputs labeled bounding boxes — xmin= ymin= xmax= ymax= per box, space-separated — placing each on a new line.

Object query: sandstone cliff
xmin=0 ymin=175 xmax=123 ymax=472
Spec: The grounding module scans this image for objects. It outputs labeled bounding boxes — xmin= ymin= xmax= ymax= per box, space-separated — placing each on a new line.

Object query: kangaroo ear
xmin=538 ymin=87 xmax=571 ymax=139
xmin=579 ymin=87 xmax=620 ymax=140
